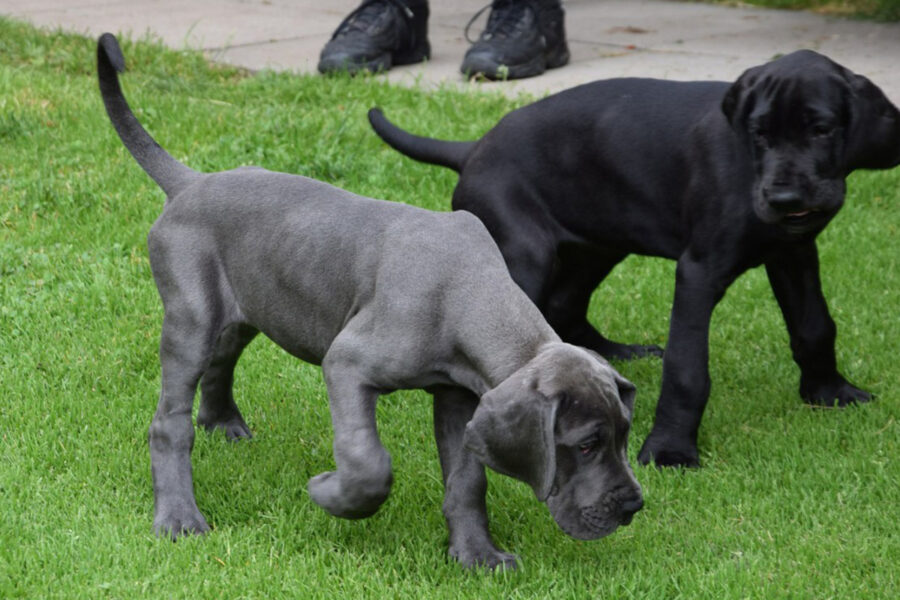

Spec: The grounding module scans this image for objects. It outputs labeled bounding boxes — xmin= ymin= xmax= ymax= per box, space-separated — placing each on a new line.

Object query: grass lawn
xmin=1 ymin=18 xmax=899 ymax=599
xmin=704 ymin=0 xmax=900 ymax=20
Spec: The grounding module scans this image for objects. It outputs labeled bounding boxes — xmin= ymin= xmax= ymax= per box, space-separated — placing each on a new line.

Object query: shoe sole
xmin=461 ymin=53 xmax=544 ymax=80
xmin=318 ymin=52 xmax=391 ymax=75
xmin=461 ymin=43 xmax=569 ymax=81
xmin=318 ymin=42 xmax=430 ymax=75
xmin=393 ymin=41 xmax=431 ymax=66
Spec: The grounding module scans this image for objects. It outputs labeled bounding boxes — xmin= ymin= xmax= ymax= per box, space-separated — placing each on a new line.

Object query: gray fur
xmin=97 ymin=34 xmax=642 ymax=569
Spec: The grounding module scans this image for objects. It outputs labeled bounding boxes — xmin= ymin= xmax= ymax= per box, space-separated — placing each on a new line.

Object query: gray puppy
xmin=96 ymin=34 xmax=643 ymax=569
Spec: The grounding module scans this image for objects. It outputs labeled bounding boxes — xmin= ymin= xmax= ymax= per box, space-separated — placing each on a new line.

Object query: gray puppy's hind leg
xmin=307 ymin=349 xmax=393 ymax=519
xmin=150 ymin=313 xmax=218 ymax=539
xmin=433 ymin=386 xmax=517 ymax=570
xmin=197 ymin=323 xmax=258 ymax=440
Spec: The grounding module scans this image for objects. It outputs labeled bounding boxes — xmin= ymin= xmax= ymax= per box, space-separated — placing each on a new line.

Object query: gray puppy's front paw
xmin=450 ymin=541 xmax=519 ymax=571
xmin=153 ymin=507 xmax=210 ymax=541
xmin=307 ymin=471 xmax=387 ymax=520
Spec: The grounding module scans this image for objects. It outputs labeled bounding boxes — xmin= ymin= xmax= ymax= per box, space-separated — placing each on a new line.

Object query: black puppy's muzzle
xmin=760 ymin=185 xmax=828 ymax=231
xmin=765 ymin=187 xmax=806 ymax=214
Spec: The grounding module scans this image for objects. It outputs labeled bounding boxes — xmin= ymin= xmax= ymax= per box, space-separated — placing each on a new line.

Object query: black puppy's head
xmin=722 ymin=50 xmax=900 ymax=235
xmin=464 ymin=343 xmax=643 ymax=540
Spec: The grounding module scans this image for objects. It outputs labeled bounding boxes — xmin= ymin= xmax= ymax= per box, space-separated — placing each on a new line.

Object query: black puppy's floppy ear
xmin=843 ymin=72 xmax=900 ymax=171
xmin=721 ymin=68 xmax=757 ymax=127
xmin=721 ymin=79 xmax=742 ymax=125
xmin=464 ymin=375 xmax=558 ymax=502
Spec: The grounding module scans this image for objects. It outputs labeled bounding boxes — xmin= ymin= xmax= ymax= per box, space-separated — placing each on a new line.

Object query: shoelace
xmin=331 ymin=0 xmax=414 ymax=40
xmin=464 ymin=0 xmax=532 ymax=44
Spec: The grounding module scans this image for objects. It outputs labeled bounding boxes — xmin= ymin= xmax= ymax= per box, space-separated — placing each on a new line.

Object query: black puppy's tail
xmin=97 ymin=33 xmax=198 ymax=197
xmin=368 ymin=108 xmax=475 ymax=172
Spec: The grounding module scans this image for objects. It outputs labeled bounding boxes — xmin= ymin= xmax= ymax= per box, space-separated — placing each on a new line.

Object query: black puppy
xmin=368 ymin=50 xmax=900 ymax=467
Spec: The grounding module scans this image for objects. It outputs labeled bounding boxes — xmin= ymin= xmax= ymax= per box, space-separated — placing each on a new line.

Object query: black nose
xmin=766 ymin=188 xmax=805 ymax=212
xmin=621 ymin=496 xmax=644 ymax=518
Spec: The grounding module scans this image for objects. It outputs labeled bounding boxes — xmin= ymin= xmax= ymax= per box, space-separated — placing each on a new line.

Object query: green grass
xmin=704 ymin=0 xmax=900 ymax=20
xmin=2 ymin=18 xmax=899 ymax=599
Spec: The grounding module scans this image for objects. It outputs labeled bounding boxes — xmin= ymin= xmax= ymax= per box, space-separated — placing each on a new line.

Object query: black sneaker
xmin=460 ymin=0 xmax=569 ymax=81
xmin=318 ymin=0 xmax=430 ymax=74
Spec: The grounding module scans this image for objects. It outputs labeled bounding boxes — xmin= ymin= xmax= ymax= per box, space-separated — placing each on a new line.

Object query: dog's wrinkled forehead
xmin=531 ymin=344 xmax=624 ymax=414
xmin=726 ymin=50 xmax=850 ymax=130
xmin=755 ymin=77 xmax=845 ymax=128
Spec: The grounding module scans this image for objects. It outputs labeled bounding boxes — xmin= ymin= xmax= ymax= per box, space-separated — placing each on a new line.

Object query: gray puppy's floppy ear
xmin=582 ymin=347 xmax=636 ymax=417
xmin=464 ymin=374 xmax=558 ymax=502
xmin=613 ymin=371 xmax=636 ymax=417
xmin=843 ymin=71 xmax=900 ymax=171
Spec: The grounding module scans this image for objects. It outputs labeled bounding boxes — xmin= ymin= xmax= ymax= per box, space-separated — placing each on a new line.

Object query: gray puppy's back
xmin=151 ymin=167 xmax=519 ymax=366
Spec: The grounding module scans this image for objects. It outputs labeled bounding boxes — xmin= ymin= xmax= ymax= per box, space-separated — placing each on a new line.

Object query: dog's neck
xmin=452 ymin=290 xmax=560 ymax=396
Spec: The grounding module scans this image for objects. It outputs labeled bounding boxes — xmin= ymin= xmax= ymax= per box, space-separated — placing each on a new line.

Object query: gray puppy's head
xmin=464 ymin=342 xmax=643 ymax=540
xmin=722 ymin=50 xmax=900 ymax=236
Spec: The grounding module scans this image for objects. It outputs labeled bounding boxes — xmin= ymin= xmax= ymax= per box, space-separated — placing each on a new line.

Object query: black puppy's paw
xmin=598 ymin=342 xmax=664 ymax=361
xmin=637 ymin=430 xmax=700 ymax=468
xmin=621 ymin=343 xmax=664 ymax=360
xmin=801 ymin=375 xmax=873 ymax=407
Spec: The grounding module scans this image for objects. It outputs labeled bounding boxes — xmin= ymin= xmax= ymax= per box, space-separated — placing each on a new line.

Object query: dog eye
xmin=812 ymin=125 xmax=834 ymax=138
xmin=752 ymin=129 xmax=769 ymax=145
xmin=578 ymin=439 xmax=601 ymax=456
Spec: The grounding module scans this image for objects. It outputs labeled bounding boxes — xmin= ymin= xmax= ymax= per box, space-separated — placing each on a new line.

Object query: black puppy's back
xmin=452 ymin=79 xmax=735 ymax=258
xmin=515 ymin=78 xmax=729 ymax=129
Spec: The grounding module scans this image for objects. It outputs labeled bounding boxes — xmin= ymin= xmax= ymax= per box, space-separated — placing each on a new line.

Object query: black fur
xmin=369 ymin=50 xmax=900 ymax=467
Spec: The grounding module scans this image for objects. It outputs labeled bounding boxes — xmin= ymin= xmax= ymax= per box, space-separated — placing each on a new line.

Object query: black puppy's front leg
xmin=638 ymin=255 xmax=728 ymax=468
xmin=765 ymin=243 xmax=871 ymax=406
xmin=432 ymin=386 xmax=517 ymax=570
xmin=546 ymin=248 xmax=664 ymax=359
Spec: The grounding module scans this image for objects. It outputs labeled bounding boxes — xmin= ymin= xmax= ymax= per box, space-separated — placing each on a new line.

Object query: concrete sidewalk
xmin=2 ymin=0 xmax=899 ymax=102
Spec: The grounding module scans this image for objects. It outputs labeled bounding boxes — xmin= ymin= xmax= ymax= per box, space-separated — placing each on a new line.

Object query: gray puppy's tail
xmin=97 ymin=33 xmax=198 ymax=197
xmin=368 ymin=108 xmax=475 ymax=173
